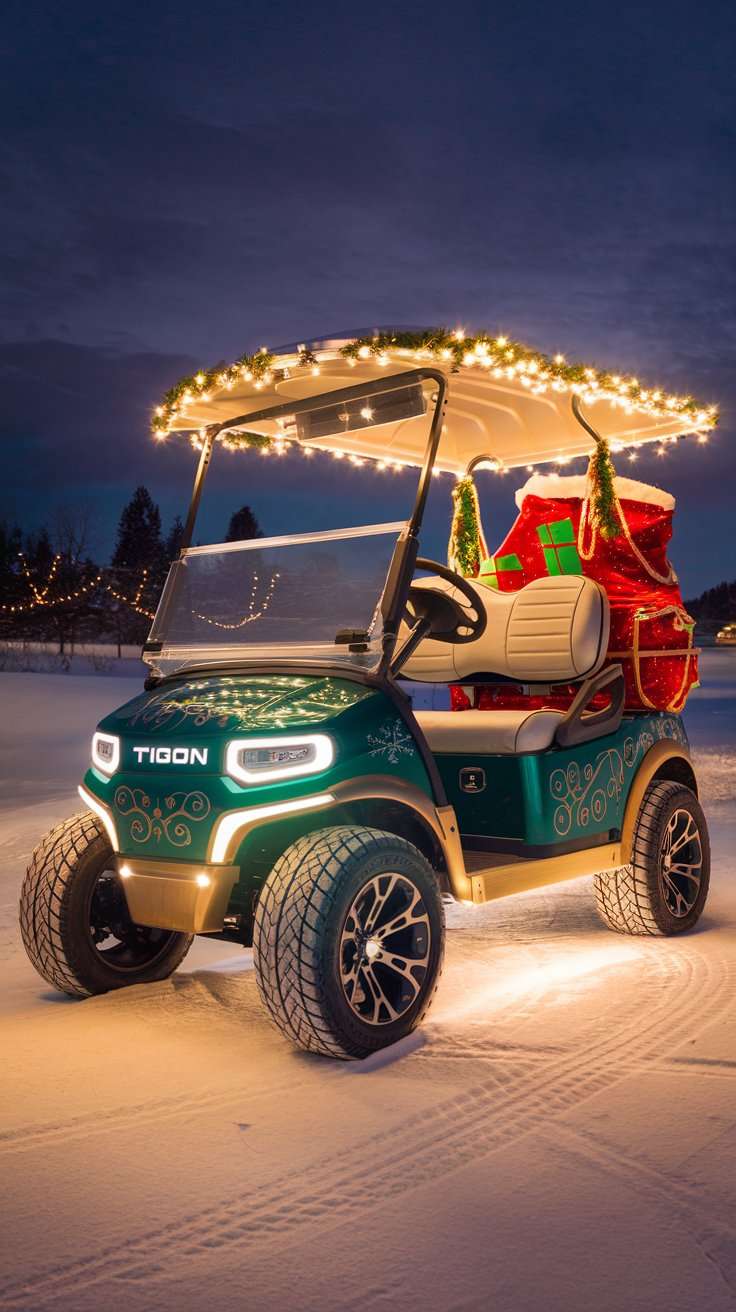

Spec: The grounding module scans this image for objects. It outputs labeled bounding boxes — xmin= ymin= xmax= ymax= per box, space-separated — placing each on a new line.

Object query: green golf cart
xmin=20 ymin=329 xmax=715 ymax=1058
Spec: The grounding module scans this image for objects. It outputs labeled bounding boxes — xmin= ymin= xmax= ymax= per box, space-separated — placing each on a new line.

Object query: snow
xmin=1 ymin=654 xmax=735 ymax=1311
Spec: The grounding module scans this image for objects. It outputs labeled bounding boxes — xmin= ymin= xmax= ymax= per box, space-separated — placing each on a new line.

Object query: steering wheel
xmin=403 ymin=558 xmax=487 ymax=645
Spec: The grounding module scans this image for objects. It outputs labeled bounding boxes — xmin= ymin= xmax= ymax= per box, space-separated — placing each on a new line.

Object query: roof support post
xmin=180 ymin=426 xmax=218 ymax=551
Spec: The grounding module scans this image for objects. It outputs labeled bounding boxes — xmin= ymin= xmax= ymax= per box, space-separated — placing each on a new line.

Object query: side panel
xmin=434 ymin=713 xmax=688 ymax=850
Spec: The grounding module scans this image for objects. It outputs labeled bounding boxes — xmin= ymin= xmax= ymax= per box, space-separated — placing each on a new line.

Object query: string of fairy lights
xmin=191 ymin=571 xmax=279 ymax=630
xmin=3 ymin=554 xmax=282 ymax=635
xmin=150 ymin=328 xmax=718 ymax=478
xmin=1 ymin=555 xmax=156 ymax=618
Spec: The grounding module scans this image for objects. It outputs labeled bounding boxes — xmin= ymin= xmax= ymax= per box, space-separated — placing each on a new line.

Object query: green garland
xmin=588 ymin=437 xmax=620 ymax=540
xmin=152 ymin=327 xmax=718 ymax=439
xmin=338 ymin=328 xmax=715 ymax=427
xmin=153 ymin=345 xmax=317 ymax=436
xmin=449 ymin=476 xmax=484 ymax=576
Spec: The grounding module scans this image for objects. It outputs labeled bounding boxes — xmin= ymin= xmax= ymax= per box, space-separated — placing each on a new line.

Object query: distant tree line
xmin=685 ymin=579 xmax=736 ymax=628
xmin=0 ymin=488 xmax=262 ymax=655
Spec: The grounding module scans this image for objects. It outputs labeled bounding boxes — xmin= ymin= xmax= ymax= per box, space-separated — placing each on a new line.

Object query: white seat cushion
xmin=415 ymin=708 xmax=565 ymax=755
xmin=403 ymin=574 xmax=609 ymax=684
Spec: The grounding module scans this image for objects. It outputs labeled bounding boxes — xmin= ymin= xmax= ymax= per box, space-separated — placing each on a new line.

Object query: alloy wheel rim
xmin=339 ymin=872 xmax=432 ymax=1025
xmin=659 ymin=808 xmax=703 ymax=918
xmin=87 ymin=866 xmax=178 ymax=972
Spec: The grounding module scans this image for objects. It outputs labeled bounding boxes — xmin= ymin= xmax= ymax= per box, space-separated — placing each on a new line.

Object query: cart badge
xmin=367 ymin=720 xmax=416 ymax=765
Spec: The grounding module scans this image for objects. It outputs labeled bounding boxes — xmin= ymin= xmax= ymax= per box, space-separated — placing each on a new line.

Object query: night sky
xmin=2 ymin=0 xmax=734 ymax=595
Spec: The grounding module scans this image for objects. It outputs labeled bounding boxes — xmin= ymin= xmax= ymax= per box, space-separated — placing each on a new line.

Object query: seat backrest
xmin=402 ymin=574 xmax=610 ymax=684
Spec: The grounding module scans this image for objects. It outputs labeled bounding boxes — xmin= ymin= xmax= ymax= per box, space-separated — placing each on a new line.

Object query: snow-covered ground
xmin=1 ymin=655 xmax=735 ymax=1312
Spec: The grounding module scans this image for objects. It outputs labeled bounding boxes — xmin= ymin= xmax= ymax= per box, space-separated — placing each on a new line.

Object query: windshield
xmin=145 ymin=522 xmax=406 ymax=677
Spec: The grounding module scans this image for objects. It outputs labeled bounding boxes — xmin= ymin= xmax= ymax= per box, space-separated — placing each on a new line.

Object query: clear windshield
xmin=145 ymin=522 xmax=406 ymax=676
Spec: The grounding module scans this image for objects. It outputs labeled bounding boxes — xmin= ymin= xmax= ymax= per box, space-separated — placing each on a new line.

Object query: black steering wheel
xmin=403 ymin=558 xmax=487 ymax=645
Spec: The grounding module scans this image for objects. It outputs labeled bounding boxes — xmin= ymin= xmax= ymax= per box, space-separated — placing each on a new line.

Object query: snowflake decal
xmin=367 ymin=719 xmax=416 ymax=765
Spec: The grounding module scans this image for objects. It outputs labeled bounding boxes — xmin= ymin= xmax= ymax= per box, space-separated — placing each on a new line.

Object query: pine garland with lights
xmin=449 ymin=476 xmax=486 ymax=576
xmin=587 ymin=437 xmax=620 ymax=540
xmin=151 ymin=327 xmax=719 ymax=443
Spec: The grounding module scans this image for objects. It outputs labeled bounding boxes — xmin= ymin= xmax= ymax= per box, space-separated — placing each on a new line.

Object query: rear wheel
xmin=253 ymin=825 xmax=445 ymax=1059
xmin=20 ymin=811 xmax=193 ymax=996
xmin=594 ymin=780 xmax=710 ymax=936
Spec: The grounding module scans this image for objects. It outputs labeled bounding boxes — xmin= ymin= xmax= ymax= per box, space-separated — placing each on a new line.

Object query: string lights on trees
xmin=0 ymin=555 xmax=156 ymax=619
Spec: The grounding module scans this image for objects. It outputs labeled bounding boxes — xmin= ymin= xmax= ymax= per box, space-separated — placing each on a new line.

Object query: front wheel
xmin=20 ymin=811 xmax=193 ymax=996
xmin=594 ymin=780 xmax=710 ymax=936
xmin=253 ymin=826 xmax=445 ymax=1059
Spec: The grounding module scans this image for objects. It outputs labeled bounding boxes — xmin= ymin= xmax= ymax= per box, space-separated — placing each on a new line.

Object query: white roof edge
xmin=514 ymin=472 xmax=676 ymax=511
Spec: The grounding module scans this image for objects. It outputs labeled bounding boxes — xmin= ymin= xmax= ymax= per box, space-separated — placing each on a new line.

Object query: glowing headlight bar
xmin=92 ymin=731 xmax=120 ymax=775
xmin=210 ymin=792 xmax=335 ymax=863
xmin=78 ymin=784 xmax=119 ymax=851
xmin=224 ymin=734 xmax=334 ymax=785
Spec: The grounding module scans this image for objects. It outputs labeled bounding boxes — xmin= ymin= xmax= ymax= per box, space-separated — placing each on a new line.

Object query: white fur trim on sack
xmin=515 ymin=472 xmax=675 ymax=512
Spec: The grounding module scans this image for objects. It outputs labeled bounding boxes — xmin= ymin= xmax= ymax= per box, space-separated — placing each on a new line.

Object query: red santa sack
xmin=473 ymin=472 xmax=698 ymax=713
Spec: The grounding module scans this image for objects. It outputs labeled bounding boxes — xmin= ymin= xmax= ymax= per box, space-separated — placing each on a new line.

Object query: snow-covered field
xmin=1 ymin=655 xmax=735 ymax=1312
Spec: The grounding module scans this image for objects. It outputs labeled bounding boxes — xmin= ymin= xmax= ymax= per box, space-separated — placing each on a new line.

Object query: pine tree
xmin=225 ymin=505 xmax=262 ymax=542
xmin=112 ymin=487 xmax=165 ymax=576
xmin=0 ymin=521 xmax=23 ymax=639
xmin=110 ymin=487 xmax=166 ymax=644
xmin=165 ymin=515 xmax=185 ymax=561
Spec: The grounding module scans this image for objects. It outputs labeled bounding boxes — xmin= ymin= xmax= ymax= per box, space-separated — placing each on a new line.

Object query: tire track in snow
xmin=547 ymin=1123 xmax=736 ymax=1297
xmin=3 ymin=945 xmax=731 ymax=1308
xmin=0 ymin=1075 xmax=308 ymax=1156
xmin=0 ymin=937 xmax=550 ymax=1156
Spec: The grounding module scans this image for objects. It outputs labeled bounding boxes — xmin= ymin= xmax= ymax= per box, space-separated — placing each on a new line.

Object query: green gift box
xmin=478 ymin=552 xmax=523 ymax=590
xmin=537 ymin=518 xmax=583 ymax=576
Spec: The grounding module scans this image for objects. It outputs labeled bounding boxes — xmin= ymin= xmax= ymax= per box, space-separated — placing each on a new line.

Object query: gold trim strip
xmin=468 ymin=843 xmax=622 ymax=904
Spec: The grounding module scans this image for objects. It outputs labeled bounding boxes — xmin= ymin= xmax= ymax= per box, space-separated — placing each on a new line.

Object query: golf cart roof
xmin=154 ymin=328 xmax=718 ymax=475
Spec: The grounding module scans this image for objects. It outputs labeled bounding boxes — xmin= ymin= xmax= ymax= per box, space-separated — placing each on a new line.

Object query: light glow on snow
xmin=432 ymin=941 xmax=642 ymax=1025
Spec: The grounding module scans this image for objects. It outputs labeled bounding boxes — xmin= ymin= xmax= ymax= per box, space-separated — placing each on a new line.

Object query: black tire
xmin=19 ymin=811 xmax=193 ymax=997
xmin=594 ymin=780 xmax=710 ymax=936
xmin=253 ymin=825 xmax=445 ymax=1059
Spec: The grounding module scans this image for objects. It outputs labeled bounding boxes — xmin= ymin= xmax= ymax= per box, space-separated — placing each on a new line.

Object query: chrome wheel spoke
xmin=670 ymin=860 xmax=701 ymax=886
xmin=363 ymin=874 xmax=401 ymax=934
xmin=374 ymin=948 xmax=428 ymax=996
xmin=659 ymin=808 xmax=703 ymax=917
xmin=373 ymin=888 xmax=424 ymax=942
xmin=361 ymin=963 xmax=400 ymax=1024
xmin=339 ymin=871 xmax=433 ymax=1026
xmin=661 ymin=869 xmax=690 ymax=917
xmin=670 ymin=818 xmax=698 ymax=857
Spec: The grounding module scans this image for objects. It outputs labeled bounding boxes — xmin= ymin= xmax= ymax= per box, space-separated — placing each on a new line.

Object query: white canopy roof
xmin=157 ymin=332 xmax=716 ymax=475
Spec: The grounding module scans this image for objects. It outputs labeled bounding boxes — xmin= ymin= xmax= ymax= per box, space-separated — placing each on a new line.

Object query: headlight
xmin=224 ymin=734 xmax=334 ymax=785
xmin=92 ymin=731 xmax=120 ymax=775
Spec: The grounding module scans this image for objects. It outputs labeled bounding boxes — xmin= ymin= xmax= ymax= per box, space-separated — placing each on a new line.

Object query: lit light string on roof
xmin=150 ymin=328 xmax=718 ymax=475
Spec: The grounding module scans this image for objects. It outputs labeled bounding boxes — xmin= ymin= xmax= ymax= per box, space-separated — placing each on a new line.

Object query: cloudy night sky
xmin=2 ymin=0 xmax=734 ymax=595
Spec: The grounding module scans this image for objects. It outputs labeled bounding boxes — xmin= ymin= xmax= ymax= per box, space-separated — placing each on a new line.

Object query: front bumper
xmin=117 ymin=857 xmax=239 ymax=933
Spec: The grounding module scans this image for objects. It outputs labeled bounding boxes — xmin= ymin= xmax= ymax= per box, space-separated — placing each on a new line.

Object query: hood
xmin=99 ymin=673 xmax=373 ymax=740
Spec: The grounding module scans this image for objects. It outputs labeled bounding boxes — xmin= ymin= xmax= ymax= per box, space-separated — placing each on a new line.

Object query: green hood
xmin=99 ymin=673 xmax=373 ymax=740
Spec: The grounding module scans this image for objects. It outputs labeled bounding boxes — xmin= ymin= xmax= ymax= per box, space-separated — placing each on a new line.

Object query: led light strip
xmin=78 ymin=784 xmax=119 ymax=851
xmin=209 ymin=792 xmax=335 ymax=864
xmin=91 ymin=731 xmax=120 ymax=775
xmin=224 ymin=733 xmax=334 ymax=785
